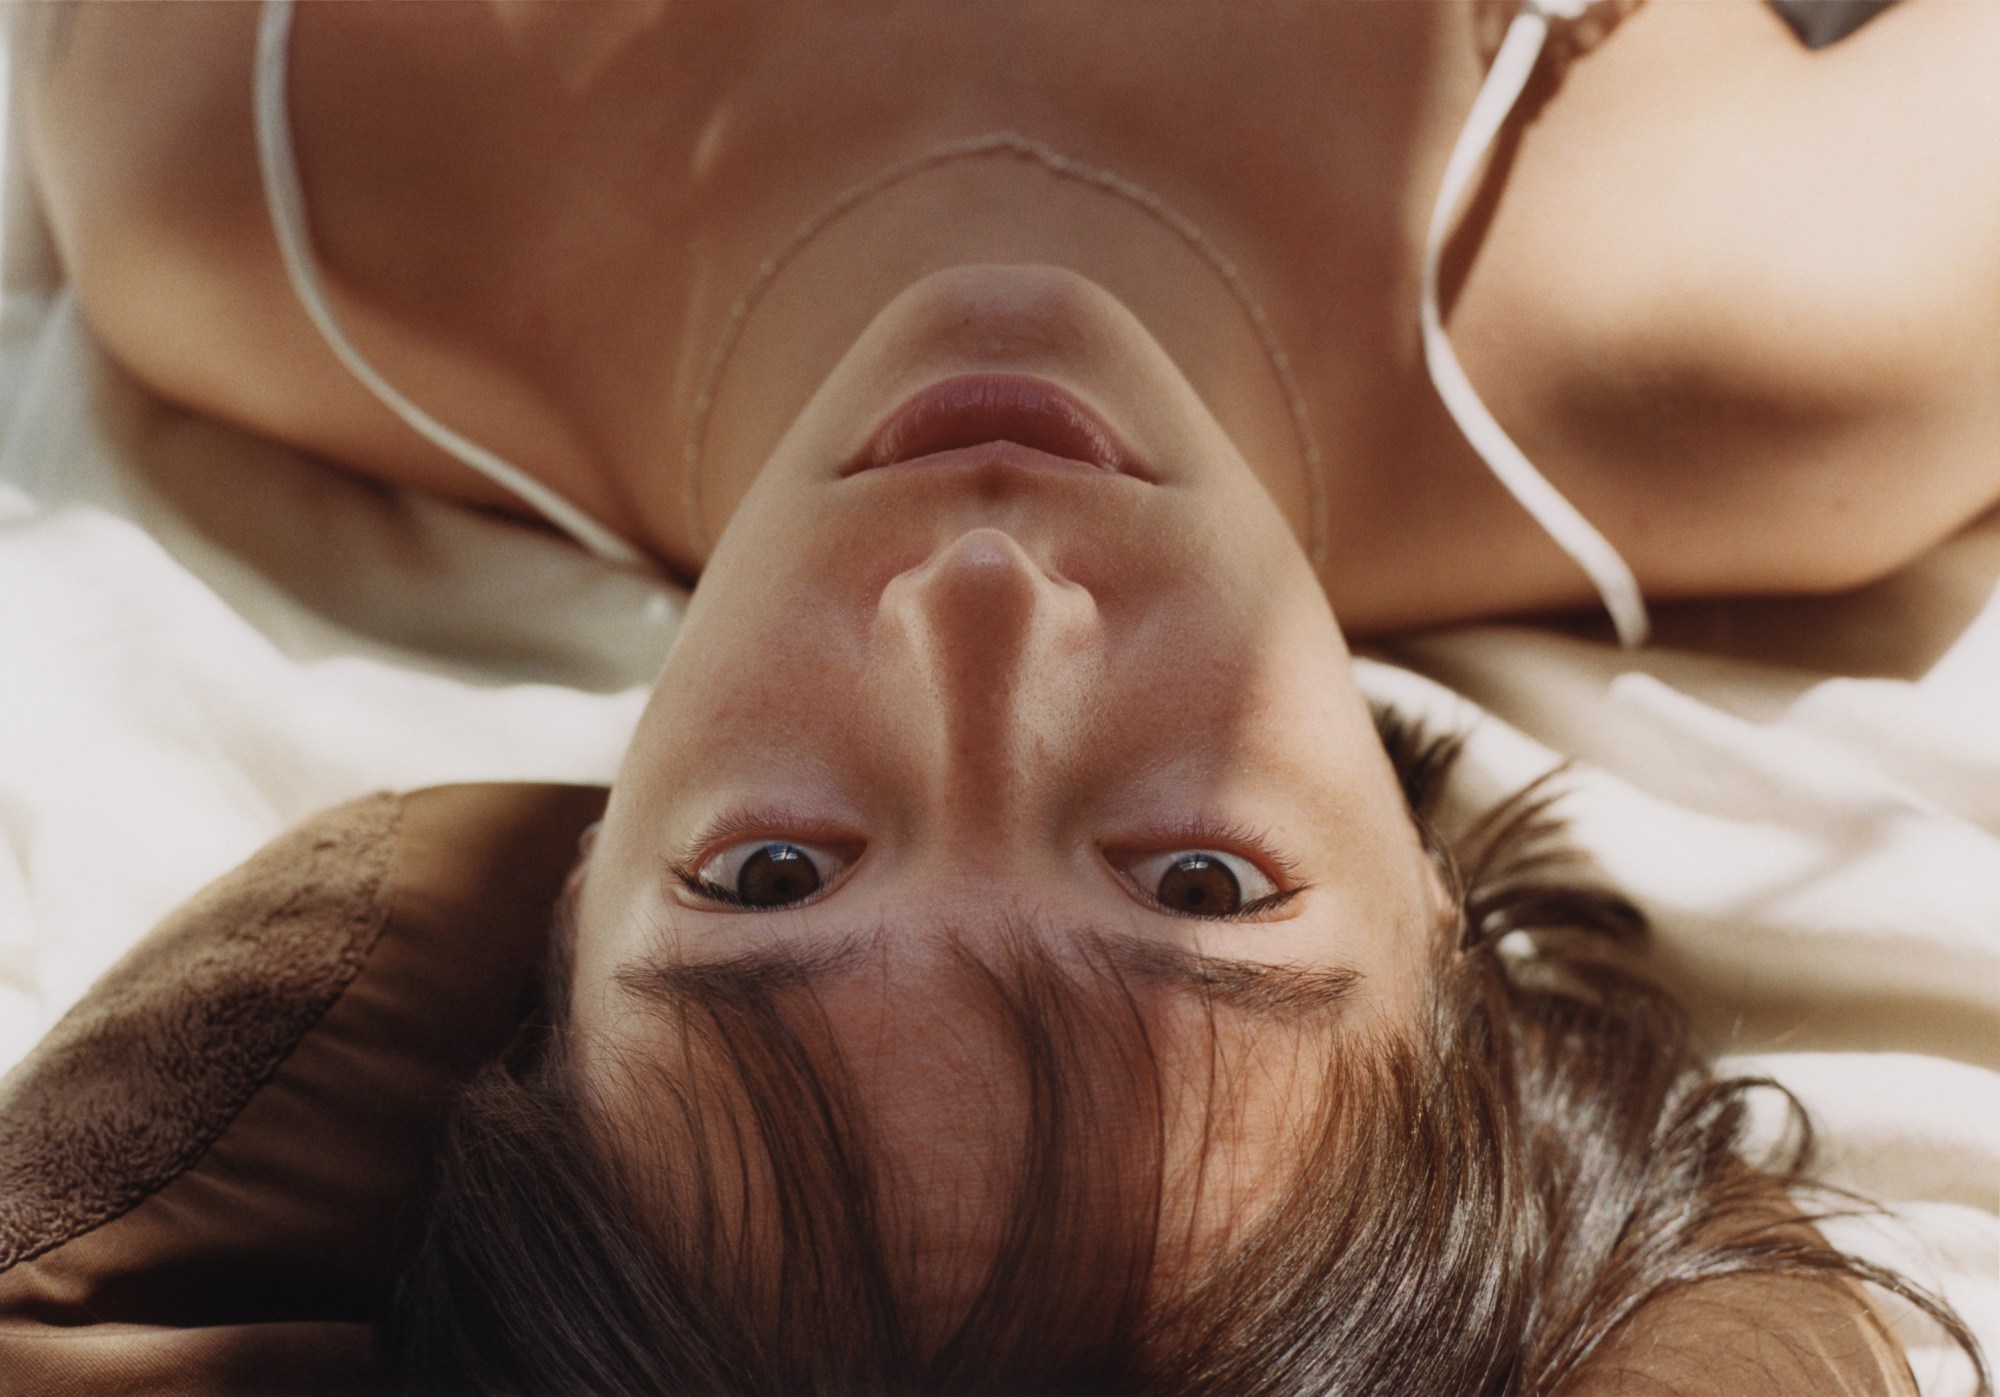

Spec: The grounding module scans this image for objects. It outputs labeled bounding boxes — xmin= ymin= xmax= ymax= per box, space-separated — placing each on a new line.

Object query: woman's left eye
xmin=678 ymin=840 xmax=850 ymax=909
xmin=1123 ymin=849 xmax=1282 ymax=918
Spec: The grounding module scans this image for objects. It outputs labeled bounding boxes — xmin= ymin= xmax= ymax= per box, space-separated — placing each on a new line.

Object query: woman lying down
xmin=21 ymin=0 xmax=2000 ymax=1391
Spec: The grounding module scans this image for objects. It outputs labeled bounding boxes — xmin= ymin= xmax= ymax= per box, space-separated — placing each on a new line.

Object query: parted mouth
xmin=845 ymin=373 xmax=1149 ymax=479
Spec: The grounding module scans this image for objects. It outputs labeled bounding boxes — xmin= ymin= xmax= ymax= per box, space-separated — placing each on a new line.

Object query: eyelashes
xmin=668 ymin=807 xmax=862 ymax=910
xmin=1115 ymin=816 xmax=1303 ymax=882
xmin=1111 ymin=818 xmax=1306 ymax=920
xmin=669 ymin=841 xmax=850 ymax=909
xmin=667 ymin=814 xmax=1308 ymax=921
xmin=1126 ymin=863 xmax=1305 ymax=921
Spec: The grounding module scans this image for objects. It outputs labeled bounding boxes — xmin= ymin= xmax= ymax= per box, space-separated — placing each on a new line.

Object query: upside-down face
xmin=569 ymin=263 xmax=1444 ymax=1318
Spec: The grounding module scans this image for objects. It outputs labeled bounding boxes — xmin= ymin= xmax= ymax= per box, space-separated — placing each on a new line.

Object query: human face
xmin=572 ymin=264 xmax=1440 ymax=1053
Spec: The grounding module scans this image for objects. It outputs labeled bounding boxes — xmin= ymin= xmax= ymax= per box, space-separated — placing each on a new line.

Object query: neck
xmin=683 ymin=135 xmax=1320 ymax=565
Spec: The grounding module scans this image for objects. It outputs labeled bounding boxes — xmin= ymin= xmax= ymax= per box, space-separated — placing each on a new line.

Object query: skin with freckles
xmin=26 ymin=2 xmax=2000 ymax=630
xmin=19 ymin=0 xmax=2000 ymax=1337
xmin=18 ymin=8 xmax=1999 ymax=1366
xmin=574 ymin=266 xmax=1437 ymax=1027
xmin=570 ymin=267 xmax=1441 ymax=1289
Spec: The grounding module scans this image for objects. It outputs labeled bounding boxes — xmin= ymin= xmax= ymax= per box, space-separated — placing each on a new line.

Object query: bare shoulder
xmin=1558 ymin=1270 xmax=1916 ymax=1397
xmin=16 ymin=1 xmax=644 ymax=543
xmin=1463 ymin=0 xmax=2000 ymax=602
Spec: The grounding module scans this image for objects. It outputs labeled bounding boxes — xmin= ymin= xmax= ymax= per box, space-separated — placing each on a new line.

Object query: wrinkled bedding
xmin=0 ymin=50 xmax=1991 ymax=1397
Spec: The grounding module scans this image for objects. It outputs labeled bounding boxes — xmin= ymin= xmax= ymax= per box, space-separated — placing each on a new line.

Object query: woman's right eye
xmin=675 ymin=840 xmax=849 ymax=909
xmin=1124 ymin=847 xmax=1281 ymax=917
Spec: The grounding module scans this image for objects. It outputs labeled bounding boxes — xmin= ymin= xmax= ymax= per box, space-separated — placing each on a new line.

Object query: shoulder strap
xmin=252 ymin=0 xmax=652 ymax=570
xmin=1420 ymin=0 xmax=1650 ymax=647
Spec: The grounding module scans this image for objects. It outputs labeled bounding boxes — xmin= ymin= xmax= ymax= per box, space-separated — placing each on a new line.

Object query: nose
xmin=872 ymin=528 xmax=1102 ymax=831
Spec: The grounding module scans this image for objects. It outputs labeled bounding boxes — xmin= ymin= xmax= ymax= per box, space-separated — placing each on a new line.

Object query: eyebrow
xmin=1095 ymin=934 xmax=1363 ymax=1015
xmin=614 ymin=933 xmax=874 ymax=1008
xmin=614 ymin=925 xmax=1361 ymax=1019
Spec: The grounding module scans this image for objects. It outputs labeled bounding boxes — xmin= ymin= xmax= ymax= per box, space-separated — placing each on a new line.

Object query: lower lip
xmin=846 ymin=373 xmax=1143 ymax=479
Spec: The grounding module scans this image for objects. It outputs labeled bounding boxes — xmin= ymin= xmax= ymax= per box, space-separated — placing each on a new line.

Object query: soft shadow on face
xmin=569 ymin=262 xmax=1443 ymax=1295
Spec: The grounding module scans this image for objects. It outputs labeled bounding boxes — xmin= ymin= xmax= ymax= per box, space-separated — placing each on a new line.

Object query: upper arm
xmin=1560 ymin=1271 xmax=1917 ymax=1397
xmin=1651 ymin=0 xmax=2000 ymax=597
xmin=1461 ymin=0 xmax=2000 ymax=603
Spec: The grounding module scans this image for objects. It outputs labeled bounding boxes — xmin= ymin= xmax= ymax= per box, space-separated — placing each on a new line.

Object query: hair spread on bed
xmin=386 ymin=708 xmax=1989 ymax=1397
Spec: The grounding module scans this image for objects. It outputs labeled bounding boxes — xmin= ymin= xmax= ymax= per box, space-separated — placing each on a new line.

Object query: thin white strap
xmin=1420 ymin=0 xmax=1649 ymax=646
xmin=252 ymin=0 xmax=651 ymax=569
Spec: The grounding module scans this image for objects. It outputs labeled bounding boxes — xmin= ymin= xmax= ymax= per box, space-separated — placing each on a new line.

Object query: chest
xmin=40 ymin=0 xmax=1993 ymax=619
xmin=282 ymin=2 xmax=1966 ymax=461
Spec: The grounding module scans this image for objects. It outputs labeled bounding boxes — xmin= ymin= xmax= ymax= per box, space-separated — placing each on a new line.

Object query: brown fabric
xmin=0 ymin=782 xmax=1922 ymax=1395
xmin=0 ymin=783 xmax=605 ymax=1395
xmin=0 ymin=793 xmax=401 ymax=1272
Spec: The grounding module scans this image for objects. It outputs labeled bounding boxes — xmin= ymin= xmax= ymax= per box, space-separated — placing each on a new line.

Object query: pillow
xmin=0 ymin=783 xmax=1915 ymax=1397
xmin=0 ymin=783 xmax=604 ymax=1397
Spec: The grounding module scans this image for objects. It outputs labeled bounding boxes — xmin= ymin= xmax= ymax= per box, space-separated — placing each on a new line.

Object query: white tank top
xmin=252 ymin=0 xmax=1650 ymax=645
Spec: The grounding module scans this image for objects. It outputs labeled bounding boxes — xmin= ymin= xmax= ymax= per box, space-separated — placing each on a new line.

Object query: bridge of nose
xmin=870 ymin=528 xmax=1105 ymax=829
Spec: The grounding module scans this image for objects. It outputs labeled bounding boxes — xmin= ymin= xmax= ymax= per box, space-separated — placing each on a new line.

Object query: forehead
xmin=580 ymin=925 xmax=1396 ymax=1354
xmin=593 ymin=918 xmax=1372 ymax=1182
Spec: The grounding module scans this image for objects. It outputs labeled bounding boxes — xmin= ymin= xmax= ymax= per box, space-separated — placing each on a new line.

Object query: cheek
xmin=652 ymin=583 xmax=872 ymax=738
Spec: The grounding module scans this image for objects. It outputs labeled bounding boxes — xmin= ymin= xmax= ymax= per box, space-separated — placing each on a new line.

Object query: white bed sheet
xmin=0 ymin=46 xmax=1991 ymax=1396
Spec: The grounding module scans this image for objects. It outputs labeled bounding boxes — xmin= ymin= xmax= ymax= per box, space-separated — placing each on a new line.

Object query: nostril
xmin=942 ymin=528 xmax=1036 ymax=580
xmin=915 ymin=528 xmax=1053 ymax=597
xmin=876 ymin=528 xmax=1100 ymax=662
xmin=943 ymin=528 xmax=1029 ymax=572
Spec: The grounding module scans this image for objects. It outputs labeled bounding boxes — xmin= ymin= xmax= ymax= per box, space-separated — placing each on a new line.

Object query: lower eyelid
xmin=1147 ymin=887 xmax=1303 ymax=921
xmin=669 ymin=846 xmax=855 ymax=911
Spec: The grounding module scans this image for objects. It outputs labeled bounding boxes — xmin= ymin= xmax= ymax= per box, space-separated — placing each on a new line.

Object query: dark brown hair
xmin=387 ymin=709 xmax=1988 ymax=1396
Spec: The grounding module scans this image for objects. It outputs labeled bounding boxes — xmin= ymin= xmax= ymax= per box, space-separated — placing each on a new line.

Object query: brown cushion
xmin=0 ymin=783 xmax=605 ymax=1396
xmin=0 ymin=783 xmax=1918 ymax=1396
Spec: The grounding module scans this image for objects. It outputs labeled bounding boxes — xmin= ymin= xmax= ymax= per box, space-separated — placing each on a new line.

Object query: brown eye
xmin=1125 ymin=848 xmax=1278 ymax=918
xmin=735 ymin=844 xmax=821 ymax=906
xmin=691 ymin=841 xmax=842 ymax=908
xmin=1156 ymin=853 xmax=1241 ymax=914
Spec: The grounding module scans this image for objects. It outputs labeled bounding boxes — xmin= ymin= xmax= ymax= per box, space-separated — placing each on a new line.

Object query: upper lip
xmin=844 ymin=373 xmax=1148 ymax=479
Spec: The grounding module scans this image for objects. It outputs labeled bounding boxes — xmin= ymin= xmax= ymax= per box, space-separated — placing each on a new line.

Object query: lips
xmin=847 ymin=373 xmax=1144 ymax=479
